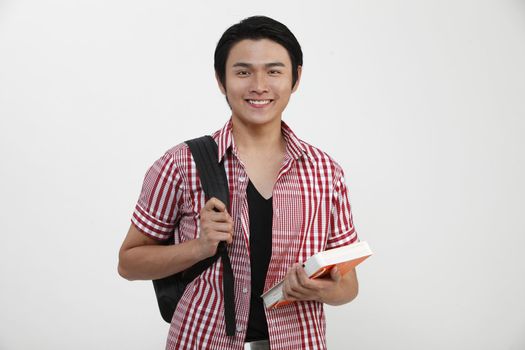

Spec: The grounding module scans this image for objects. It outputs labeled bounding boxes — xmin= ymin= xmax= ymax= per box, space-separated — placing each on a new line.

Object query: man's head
xmin=214 ymin=16 xmax=303 ymax=127
xmin=214 ymin=16 xmax=303 ymax=92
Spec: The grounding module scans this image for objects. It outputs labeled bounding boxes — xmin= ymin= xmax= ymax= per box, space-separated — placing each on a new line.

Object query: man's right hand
xmin=197 ymin=197 xmax=234 ymax=259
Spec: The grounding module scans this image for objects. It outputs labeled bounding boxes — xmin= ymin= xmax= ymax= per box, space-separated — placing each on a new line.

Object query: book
xmin=261 ymin=241 xmax=373 ymax=309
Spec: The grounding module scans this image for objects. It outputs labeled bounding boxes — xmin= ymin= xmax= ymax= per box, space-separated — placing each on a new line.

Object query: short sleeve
xmin=326 ymin=169 xmax=359 ymax=250
xmin=131 ymin=152 xmax=184 ymax=241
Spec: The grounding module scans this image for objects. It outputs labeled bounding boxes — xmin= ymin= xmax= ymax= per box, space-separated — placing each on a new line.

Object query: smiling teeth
xmin=248 ymin=100 xmax=271 ymax=105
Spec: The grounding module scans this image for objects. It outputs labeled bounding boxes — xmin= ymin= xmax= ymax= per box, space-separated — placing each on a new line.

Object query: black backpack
xmin=152 ymin=135 xmax=236 ymax=336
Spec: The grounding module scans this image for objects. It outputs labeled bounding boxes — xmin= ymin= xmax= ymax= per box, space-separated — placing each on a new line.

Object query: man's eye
xmin=269 ymin=70 xmax=282 ymax=75
xmin=237 ymin=71 xmax=249 ymax=76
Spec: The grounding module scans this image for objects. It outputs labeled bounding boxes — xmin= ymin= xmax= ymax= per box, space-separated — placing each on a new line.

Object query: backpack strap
xmin=185 ymin=135 xmax=236 ymax=337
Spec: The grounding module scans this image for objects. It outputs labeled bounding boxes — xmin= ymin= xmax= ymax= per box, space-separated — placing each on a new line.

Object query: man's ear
xmin=292 ymin=65 xmax=302 ymax=93
xmin=215 ymin=72 xmax=226 ymax=95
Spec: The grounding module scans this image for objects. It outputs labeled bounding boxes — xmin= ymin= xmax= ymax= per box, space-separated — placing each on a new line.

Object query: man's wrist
xmin=192 ymin=236 xmax=217 ymax=261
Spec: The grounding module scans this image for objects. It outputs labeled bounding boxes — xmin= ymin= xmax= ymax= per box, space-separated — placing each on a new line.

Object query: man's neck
xmin=231 ymin=116 xmax=287 ymax=156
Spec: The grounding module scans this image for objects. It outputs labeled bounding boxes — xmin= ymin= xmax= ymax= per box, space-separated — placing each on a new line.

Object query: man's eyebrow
xmin=231 ymin=62 xmax=286 ymax=68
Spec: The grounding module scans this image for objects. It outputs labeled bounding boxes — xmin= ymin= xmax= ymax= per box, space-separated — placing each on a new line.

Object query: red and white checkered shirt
xmin=132 ymin=117 xmax=359 ymax=350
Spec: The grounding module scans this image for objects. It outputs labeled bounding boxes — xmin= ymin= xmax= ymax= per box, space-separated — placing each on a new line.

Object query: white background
xmin=1 ymin=0 xmax=524 ymax=349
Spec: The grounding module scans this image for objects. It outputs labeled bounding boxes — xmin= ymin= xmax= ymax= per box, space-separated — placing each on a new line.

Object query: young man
xmin=118 ymin=16 xmax=359 ymax=350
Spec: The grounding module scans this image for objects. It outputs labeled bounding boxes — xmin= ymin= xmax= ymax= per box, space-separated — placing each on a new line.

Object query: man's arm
xmin=118 ymin=223 xmax=206 ymax=281
xmin=118 ymin=197 xmax=234 ymax=281
xmin=281 ymin=263 xmax=359 ymax=306
xmin=282 ymin=166 xmax=360 ymax=305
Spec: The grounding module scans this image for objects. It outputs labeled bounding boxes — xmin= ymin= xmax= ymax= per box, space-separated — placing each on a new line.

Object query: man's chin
xmin=231 ymin=113 xmax=281 ymax=126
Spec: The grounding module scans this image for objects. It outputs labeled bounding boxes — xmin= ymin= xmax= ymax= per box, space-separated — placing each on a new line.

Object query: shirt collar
xmin=213 ymin=117 xmax=309 ymax=164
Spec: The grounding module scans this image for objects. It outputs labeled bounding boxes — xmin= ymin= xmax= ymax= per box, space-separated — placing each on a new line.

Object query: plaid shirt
xmin=132 ymin=117 xmax=359 ymax=350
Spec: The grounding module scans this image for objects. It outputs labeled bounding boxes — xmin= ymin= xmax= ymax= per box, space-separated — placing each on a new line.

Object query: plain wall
xmin=1 ymin=0 xmax=524 ymax=349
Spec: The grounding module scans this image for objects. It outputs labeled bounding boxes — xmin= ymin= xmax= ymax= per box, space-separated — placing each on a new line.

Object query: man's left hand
xmin=281 ymin=263 xmax=343 ymax=303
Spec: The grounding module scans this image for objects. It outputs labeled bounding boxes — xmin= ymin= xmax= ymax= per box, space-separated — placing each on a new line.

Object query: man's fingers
xmin=296 ymin=265 xmax=315 ymax=289
xmin=202 ymin=229 xmax=232 ymax=244
xmin=284 ymin=265 xmax=307 ymax=298
xmin=330 ymin=266 xmax=341 ymax=282
xmin=282 ymin=264 xmax=330 ymax=303
xmin=214 ymin=222 xmax=234 ymax=235
xmin=204 ymin=197 xmax=227 ymax=212
xmin=215 ymin=231 xmax=233 ymax=244
xmin=209 ymin=210 xmax=232 ymax=223
xmin=197 ymin=198 xmax=234 ymax=257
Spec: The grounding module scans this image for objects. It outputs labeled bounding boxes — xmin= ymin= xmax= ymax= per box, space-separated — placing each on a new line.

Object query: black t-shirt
xmin=245 ymin=179 xmax=272 ymax=342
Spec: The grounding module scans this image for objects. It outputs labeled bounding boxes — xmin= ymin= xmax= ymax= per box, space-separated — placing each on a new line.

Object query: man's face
xmin=217 ymin=38 xmax=301 ymax=127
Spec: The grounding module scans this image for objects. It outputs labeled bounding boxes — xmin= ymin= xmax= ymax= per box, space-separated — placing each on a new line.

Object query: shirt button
xmin=239 ymin=176 xmax=246 ymax=183
xmin=236 ymin=325 xmax=243 ymax=332
xmin=242 ymin=287 xmax=248 ymax=294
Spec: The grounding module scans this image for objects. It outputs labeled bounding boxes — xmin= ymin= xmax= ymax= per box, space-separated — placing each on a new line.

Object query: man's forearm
xmin=118 ymin=239 xmax=207 ymax=281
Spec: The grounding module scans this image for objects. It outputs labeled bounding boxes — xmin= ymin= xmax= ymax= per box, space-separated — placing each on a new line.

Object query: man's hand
xmin=282 ymin=263 xmax=358 ymax=305
xmin=197 ymin=197 xmax=234 ymax=259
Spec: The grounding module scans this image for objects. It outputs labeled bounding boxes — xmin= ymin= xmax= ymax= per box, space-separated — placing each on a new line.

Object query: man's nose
xmin=250 ymin=72 xmax=269 ymax=93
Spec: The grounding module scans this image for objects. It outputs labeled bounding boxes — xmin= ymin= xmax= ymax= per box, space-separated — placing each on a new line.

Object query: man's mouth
xmin=245 ymin=99 xmax=273 ymax=108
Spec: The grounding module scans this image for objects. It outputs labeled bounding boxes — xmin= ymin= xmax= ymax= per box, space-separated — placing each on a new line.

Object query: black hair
xmin=214 ymin=16 xmax=303 ymax=91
